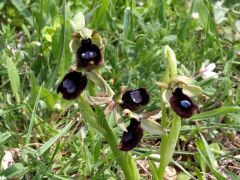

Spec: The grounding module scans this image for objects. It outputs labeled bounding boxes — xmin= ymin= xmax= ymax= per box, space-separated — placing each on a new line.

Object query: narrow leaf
xmin=0 ymin=132 xmax=11 ymax=145
xmin=10 ymin=0 xmax=33 ymax=25
xmin=25 ymin=84 xmax=43 ymax=145
xmin=6 ymin=56 xmax=20 ymax=103
xmin=192 ymin=106 xmax=240 ymax=120
xmin=0 ymin=163 xmax=26 ymax=178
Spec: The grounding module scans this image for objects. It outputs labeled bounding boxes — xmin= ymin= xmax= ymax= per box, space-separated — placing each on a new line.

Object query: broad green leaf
xmin=6 ymin=56 xmax=20 ymax=103
xmin=29 ymin=72 xmax=59 ymax=110
xmin=178 ymin=19 xmax=189 ymax=41
xmin=93 ymin=141 xmax=102 ymax=162
xmin=228 ymin=113 xmax=240 ymax=123
xmin=192 ymin=0 xmax=209 ymax=28
xmin=49 ymin=0 xmax=58 ymax=20
xmin=93 ymin=0 xmax=110 ymax=27
xmin=10 ymin=0 xmax=33 ymax=25
xmin=0 ymin=132 xmax=11 ymax=145
xmin=123 ymin=7 xmax=132 ymax=41
xmin=194 ymin=167 xmax=204 ymax=180
xmin=0 ymin=163 xmax=26 ymax=178
xmin=79 ymin=97 xmax=106 ymax=135
xmin=162 ymin=35 xmax=177 ymax=43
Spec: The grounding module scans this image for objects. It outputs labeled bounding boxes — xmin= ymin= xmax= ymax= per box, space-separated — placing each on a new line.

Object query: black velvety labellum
xmin=170 ymin=88 xmax=199 ymax=118
xmin=57 ymin=71 xmax=87 ymax=100
xmin=76 ymin=38 xmax=102 ymax=69
xmin=120 ymin=88 xmax=150 ymax=111
xmin=119 ymin=119 xmax=143 ymax=151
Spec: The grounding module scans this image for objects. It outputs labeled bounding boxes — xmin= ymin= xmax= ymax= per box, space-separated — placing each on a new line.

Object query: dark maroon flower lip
xmin=57 ymin=71 xmax=87 ymax=100
xmin=76 ymin=38 xmax=102 ymax=69
xmin=170 ymin=88 xmax=199 ymax=118
xmin=120 ymin=88 xmax=150 ymax=111
xmin=119 ymin=119 xmax=143 ymax=151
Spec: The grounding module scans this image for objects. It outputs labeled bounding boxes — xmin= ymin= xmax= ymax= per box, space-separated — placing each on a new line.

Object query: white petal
xmin=206 ymin=63 xmax=216 ymax=71
xmin=203 ymin=71 xmax=218 ymax=79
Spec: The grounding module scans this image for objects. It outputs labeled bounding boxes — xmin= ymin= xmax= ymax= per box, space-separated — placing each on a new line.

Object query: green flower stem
xmin=158 ymin=45 xmax=180 ymax=179
xmin=104 ymin=126 xmax=140 ymax=180
xmin=78 ymin=97 xmax=140 ymax=180
xmin=158 ymin=113 xmax=181 ymax=179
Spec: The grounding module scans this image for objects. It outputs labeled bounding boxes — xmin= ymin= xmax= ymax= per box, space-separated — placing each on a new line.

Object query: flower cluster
xmin=56 ymin=13 xmax=203 ymax=154
xmin=117 ymin=88 xmax=151 ymax=151
xmin=57 ymin=25 xmax=105 ymax=100
xmin=56 ymin=12 xmax=158 ymax=152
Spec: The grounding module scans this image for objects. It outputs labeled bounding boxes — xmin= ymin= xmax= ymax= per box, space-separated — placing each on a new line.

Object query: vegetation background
xmin=0 ymin=0 xmax=240 ymax=179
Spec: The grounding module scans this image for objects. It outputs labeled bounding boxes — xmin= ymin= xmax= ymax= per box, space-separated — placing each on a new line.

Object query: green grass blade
xmin=191 ymin=106 xmax=240 ymax=120
xmin=148 ymin=160 xmax=160 ymax=180
xmin=199 ymin=133 xmax=218 ymax=169
xmin=9 ymin=0 xmax=33 ymax=26
xmin=48 ymin=0 xmax=66 ymax=89
xmin=25 ymin=84 xmax=43 ymax=145
xmin=38 ymin=121 xmax=73 ymax=156
xmin=0 ymin=131 xmax=11 ymax=146
xmin=0 ymin=163 xmax=26 ymax=178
